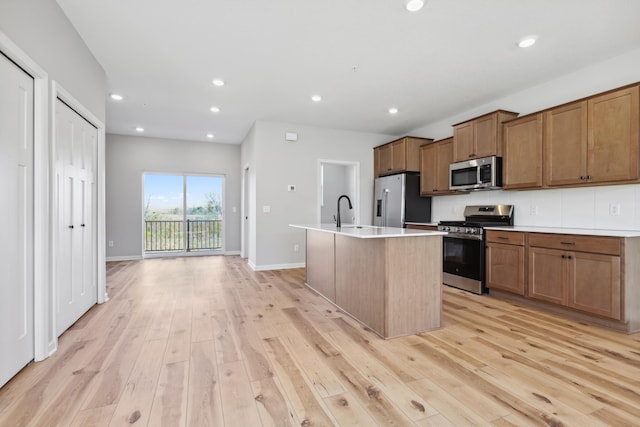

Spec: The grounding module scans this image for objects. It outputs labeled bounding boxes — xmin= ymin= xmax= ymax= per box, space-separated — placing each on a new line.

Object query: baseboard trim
xmin=106 ymin=255 xmax=143 ymax=262
xmin=225 ymin=250 xmax=241 ymax=256
xmin=251 ymin=262 xmax=305 ymax=272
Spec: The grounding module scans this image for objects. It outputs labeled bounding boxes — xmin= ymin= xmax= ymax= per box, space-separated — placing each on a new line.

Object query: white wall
xmin=0 ymin=0 xmax=106 ymax=121
xmin=410 ymin=48 xmax=640 ymax=231
xmin=241 ymin=120 xmax=393 ymax=269
xmin=106 ymin=134 xmax=242 ymax=259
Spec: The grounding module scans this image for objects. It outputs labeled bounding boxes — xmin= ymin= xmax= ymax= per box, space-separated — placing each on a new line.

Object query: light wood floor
xmin=1 ymin=256 xmax=640 ymax=426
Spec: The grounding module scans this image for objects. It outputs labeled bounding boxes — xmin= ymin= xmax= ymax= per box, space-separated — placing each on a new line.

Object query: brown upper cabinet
xmin=420 ymin=138 xmax=455 ymax=196
xmin=544 ymin=85 xmax=640 ymax=187
xmin=374 ymin=136 xmax=432 ymax=177
xmin=453 ymin=110 xmax=518 ymax=162
xmin=502 ymin=113 xmax=544 ymax=189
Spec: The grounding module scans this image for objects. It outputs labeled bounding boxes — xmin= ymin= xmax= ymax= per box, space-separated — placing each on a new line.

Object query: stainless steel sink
xmin=339 ymin=224 xmax=381 ymax=229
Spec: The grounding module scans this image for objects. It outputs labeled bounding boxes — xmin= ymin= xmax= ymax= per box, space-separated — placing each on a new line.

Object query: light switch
xmin=263 ymin=205 xmax=271 ymax=213
xmin=285 ymin=132 xmax=298 ymax=141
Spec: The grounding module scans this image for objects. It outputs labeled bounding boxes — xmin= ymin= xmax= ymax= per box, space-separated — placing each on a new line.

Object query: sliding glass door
xmin=143 ymin=174 xmax=224 ymax=255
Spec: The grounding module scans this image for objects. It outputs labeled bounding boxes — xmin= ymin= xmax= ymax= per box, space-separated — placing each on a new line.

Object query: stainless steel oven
xmin=441 ymin=225 xmax=485 ymax=294
xmin=438 ymin=205 xmax=514 ymax=294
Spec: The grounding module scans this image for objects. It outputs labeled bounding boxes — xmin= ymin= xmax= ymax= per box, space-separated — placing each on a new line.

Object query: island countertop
xmin=289 ymin=223 xmax=446 ymax=239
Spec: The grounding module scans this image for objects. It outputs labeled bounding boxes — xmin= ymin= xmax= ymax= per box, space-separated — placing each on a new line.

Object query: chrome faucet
xmin=336 ymin=194 xmax=352 ymax=228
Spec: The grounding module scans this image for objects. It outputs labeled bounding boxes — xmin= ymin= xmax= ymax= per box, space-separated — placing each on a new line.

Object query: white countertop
xmin=486 ymin=225 xmax=640 ymax=238
xmin=289 ymin=224 xmax=446 ymax=239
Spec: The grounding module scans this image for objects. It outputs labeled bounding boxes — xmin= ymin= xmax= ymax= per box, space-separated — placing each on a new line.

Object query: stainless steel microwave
xmin=449 ymin=155 xmax=502 ymax=191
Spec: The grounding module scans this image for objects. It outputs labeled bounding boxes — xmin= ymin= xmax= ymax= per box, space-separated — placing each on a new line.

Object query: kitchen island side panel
xmin=334 ymin=234 xmax=386 ymax=335
xmin=305 ymin=230 xmax=336 ymax=302
xmin=625 ymin=237 xmax=640 ymax=333
xmin=385 ymin=235 xmax=442 ymax=337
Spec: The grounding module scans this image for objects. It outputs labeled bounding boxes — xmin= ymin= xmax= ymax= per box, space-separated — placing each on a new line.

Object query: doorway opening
xmin=143 ymin=173 xmax=225 ymax=256
xmin=319 ymin=160 xmax=359 ymax=225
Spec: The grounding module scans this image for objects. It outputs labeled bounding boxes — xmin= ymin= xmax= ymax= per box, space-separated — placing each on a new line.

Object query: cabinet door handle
xmin=561 ymin=254 xmax=566 ymax=259
xmin=587 ymin=175 xmax=592 ymax=180
xmin=567 ymin=255 xmax=573 ymax=260
xmin=468 ymin=154 xmax=475 ymax=158
xmin=498 ymin=236 xmax=508 ymax=240
xmin=579 ymin=176 xmax=585 ymax=180
xmin=68 ymin=225 xmax=74 ymax=229
xmin=560 ymin=241 xmax=576 ymax=245
xmin=81 ymin=224 xmax=86 ymax=227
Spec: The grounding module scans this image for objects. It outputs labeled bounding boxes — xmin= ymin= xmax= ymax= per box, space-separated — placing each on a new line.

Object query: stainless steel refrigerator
xmin=373 ymin=172 xmax=431 ymax=227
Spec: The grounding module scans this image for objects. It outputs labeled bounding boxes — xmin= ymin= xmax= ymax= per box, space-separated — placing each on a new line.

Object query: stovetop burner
xmin=438 ymin=205 xmax=514 ymax=235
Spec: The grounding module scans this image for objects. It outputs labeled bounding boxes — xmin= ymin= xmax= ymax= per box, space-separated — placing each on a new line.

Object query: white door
xmin=55 ymin=99 xmax=98 ymax=336
xmin=0 ymin=52 xmax=35 ymax=387
xmin=243 ymin=166 xmax=250 ymax=258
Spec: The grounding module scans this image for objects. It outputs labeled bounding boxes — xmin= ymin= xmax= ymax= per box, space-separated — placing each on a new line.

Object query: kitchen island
xmin=290 ymin=224 xmax=445 ymax=338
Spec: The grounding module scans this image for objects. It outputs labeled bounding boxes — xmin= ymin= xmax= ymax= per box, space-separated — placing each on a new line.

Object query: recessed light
xmin=311 ymin=94 xmax=322 ymax=102
xmin=206 ymin=133 xmax=215 ymax=139
xmin=405 ymin=0 xmax=424 ymax=12
xmin=388 ymin=107 xmax=399 ymax=114
xmin=135 ymin=127 xmax=144 ymax=132
xmin=212 ymin=79 xmax=225 ymax=87
xmin=110 ymin=93 xmax=123 ymax=101
xmin=518 ymin=35 xmax=538 ymax=48
xmin=210 ymin=106 xmax=221 ymax=113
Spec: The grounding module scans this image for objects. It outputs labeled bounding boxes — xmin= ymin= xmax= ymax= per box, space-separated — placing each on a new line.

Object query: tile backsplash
xmin=431 ymin=184 xmax=640 ymax=230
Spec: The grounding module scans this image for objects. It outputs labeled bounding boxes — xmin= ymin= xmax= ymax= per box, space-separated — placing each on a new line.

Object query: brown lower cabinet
xmin=527 ymin=234 xmax=621 ymax=320
xmin=486 ymin=231 xmax=525 ymax=295
xmin=486 ymin=231 xmax=631 ymax=326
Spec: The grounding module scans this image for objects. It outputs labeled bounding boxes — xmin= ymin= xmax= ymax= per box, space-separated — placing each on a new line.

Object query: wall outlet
xmin=529 ymin=205 xmax=538 ymax=216
xmin=609 ymin=203 xmax=621 ymax=216
xmin=293 ymin=244 xmax=299 ymax=252
xmin=263 ymin=205 xmax=271 ymax=213
xmin=108 ymin=240 xmax=114 ymax=247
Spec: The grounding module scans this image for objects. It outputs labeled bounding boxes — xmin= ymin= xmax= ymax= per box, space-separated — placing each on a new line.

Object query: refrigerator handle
xmin=383 ymin=188 xmax=389 ymax=227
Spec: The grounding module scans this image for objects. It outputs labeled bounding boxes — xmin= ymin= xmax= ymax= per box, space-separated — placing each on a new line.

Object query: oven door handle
xmin=444 ymin=233 xmax=483 ymax=241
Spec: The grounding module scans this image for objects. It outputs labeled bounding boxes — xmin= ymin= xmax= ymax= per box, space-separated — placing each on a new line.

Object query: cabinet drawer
xmin=527 ymin=233 xmax=620 ymax=256
xmin=407 ymin=224 xmax=438 ymax=231
xmin=486 ymin=230 xmax=525 ymax=245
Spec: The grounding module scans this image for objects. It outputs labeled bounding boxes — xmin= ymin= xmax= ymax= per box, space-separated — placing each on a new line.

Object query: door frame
xmin=0 ymin=31 xmax=50 ymax=361
xmin=317 ymin=159 xmax=360 ymax=224
xmin=51 ymin=82 xmax=107 ymax=336
xmin=241 ymin=164 xmax=250 ymax=259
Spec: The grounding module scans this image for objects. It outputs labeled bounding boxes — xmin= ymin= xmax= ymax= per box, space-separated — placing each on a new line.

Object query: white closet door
xmin=55 ymin=99 xmax=98 ymax=336
xmin=0 ymin=52 xmax=35 ymax=388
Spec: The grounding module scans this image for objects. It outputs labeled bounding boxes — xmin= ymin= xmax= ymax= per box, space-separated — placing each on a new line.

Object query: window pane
xmin=144 ymin=174 xmax=184 ymax=252
xmin=186 ymin=176 xmax=223 ymax=250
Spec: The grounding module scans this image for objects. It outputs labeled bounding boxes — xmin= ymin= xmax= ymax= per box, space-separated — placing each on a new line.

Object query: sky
xmin=144 ymin=174 xmax=223 ymax=211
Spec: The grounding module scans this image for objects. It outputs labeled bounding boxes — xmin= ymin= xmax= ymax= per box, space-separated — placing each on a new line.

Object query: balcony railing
xmin=144 ymin=220 xmax=222 ymax=252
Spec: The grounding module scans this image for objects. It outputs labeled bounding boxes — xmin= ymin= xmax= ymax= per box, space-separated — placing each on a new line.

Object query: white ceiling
xmin=57 ymin=0 xmax=640 ymax=144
